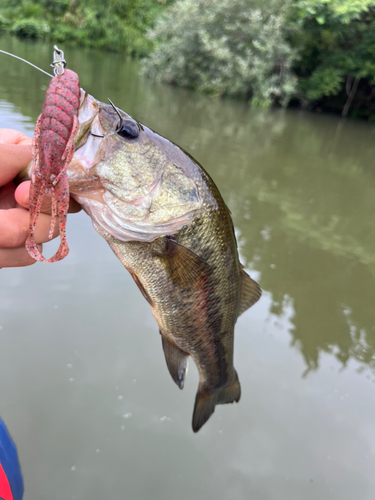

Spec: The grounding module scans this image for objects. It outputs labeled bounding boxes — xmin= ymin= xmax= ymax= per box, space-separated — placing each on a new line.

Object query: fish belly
xmin=107 ymin=217 xmax=242 ymax=432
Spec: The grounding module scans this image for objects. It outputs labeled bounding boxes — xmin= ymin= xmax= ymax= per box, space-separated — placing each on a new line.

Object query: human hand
xmin=0 ymin=128 xmax=81 ymax=268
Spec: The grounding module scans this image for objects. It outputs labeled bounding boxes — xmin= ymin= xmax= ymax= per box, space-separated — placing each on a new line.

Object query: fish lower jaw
xmin=71 ymin=192 xmax=199 ymax=244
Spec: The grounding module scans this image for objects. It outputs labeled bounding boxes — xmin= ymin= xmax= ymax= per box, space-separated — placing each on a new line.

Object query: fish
xmin=67 ymin=91 xmax=262 ymax=432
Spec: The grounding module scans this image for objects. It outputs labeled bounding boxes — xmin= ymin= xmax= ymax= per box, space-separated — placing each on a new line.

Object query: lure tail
xmin=25 ymin=174 xmax=70 ymax=263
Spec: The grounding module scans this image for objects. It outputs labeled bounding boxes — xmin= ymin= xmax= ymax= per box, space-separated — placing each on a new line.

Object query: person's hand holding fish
xmin=0 ymin=128 xmax=80 ymax=268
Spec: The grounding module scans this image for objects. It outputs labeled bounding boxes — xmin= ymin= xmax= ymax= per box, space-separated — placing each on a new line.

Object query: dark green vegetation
xmin=291 ymin=0 xmax=375 ymax=119
xmin=0 ymin=0 xmax=173 ymax=56
xmin=1 ymin=0 xmax=375 ymax=118
xmin=144 ymin=0 xmax=375 ymax=118
xmin=142 ymin=0 xmax=297 ymax=108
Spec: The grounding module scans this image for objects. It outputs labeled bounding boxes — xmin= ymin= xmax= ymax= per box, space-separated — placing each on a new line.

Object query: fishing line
xmin=0 ymin=50 xmax=53 ymax=78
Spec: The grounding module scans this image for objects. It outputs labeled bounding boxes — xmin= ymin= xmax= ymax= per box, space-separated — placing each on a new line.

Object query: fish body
xmin=68 ymin=93 xmax=261 ymax=431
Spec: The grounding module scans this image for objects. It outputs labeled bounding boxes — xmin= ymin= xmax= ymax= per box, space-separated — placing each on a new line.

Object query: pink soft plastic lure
xmin=26 ymin=68 xmax=80 ymax=262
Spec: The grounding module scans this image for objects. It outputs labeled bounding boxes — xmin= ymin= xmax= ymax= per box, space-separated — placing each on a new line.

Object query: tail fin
xmin=192 ymin=391 xmax=217 ymax=433
xmin=192 ymin=371 xmax=241 ymax=433
xmin=217 ymin=370 xmax=241 ymax=405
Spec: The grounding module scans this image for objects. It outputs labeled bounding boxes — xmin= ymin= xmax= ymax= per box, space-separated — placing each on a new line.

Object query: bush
xmin=1 ymin=0 xmax=172 ymax=55
xmin=291 ymin=0 xmax=375 ymax=117
xmin=11 ymin=18 xmax=50 ymax=38
xmin=0 ymin=16 xmax=11 ymax=31
xmin=42 ymin=0 xmax=70 ymax=17
xmin=142 ymin=0 xmax=297 ymax=107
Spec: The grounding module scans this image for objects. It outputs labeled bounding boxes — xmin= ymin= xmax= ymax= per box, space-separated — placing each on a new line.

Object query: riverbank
xmin=1 ymin=0 xmax=375 ymax=120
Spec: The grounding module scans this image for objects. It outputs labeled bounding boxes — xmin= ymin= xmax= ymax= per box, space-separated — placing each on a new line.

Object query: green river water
xmin=1 ymin=36 xmax=375 ymax=500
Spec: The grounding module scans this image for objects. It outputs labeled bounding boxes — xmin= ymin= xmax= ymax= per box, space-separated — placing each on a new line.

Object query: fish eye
xmin=116 ymin=120 xmax=139 ymax=140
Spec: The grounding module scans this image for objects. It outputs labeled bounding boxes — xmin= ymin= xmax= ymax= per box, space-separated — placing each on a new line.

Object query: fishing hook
xmin=108 ymin=98 xmax=123 ymax=131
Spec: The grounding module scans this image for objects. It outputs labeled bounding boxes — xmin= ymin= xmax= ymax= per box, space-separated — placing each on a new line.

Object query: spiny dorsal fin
xmin=238 ymin=267 xmax=262 ymax=316
xmin=157 ymin=237 xmax=211 ymax=287
xmin=161 ymin=333 xmax=189 ymax=390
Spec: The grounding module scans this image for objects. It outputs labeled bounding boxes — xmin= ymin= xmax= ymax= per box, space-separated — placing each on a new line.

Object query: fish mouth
xmin=68 ymin=90 xmax=202 ymax=243
xmin=74 ymin=90 xmax=102 ymax=149
xmin=68 ymin=91 xmax=106 ymax=184
xmin=69 ymin=91 xmax=162 ymax=208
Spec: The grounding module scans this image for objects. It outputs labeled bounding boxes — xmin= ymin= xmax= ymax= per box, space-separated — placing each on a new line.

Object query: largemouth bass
xmin=68 ymin=91 xmax=262 ymax=432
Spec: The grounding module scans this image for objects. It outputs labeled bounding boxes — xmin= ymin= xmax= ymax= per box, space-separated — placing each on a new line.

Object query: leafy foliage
xmin=291 ymin=0 xmax=375 ymax=118
xmin=1 ymin=0 xmax=375 ymax=117
xmin=0 ymin=0 xmax=173 ymax=55
xmin=10 ymin=18 xmax=50 ymax=38
xmin=294 ymin=0 xmax=375 ymax=22
xmin=142 ymin=0 xmax=297 ymax=107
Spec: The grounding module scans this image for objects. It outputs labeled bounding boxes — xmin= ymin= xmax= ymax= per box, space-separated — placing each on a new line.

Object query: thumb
xmin=14 ymin=181 xmax=31 ymax=208
xmin=0 ymin=144 xmax=32 ymax=186
xmin=15 ymin=181 xmax=53 ymax=214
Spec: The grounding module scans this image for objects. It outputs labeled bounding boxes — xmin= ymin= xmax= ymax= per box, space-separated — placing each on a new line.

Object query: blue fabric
xmin=0 ymin=419 xmax=24 ymax=500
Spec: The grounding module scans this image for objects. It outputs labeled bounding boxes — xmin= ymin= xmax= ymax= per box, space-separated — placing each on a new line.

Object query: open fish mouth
xmin=75 ymin=90 xmax=101 ymax=145
xmin=67 ymin=91 xmax=203 ymax=243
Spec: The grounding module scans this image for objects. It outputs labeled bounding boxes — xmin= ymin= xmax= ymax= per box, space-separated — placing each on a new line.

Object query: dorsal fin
xmin=238 ymin=267 xmax=262 ymax=316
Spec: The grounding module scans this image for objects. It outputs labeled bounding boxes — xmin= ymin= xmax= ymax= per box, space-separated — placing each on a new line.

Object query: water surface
xmin=1 ymin=35 xmax=375 ymax=500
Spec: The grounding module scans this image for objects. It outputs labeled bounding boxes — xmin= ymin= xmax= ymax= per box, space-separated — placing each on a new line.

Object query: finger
xmin=0 ymin=144 xmax=32 ymax=185
xmin=15 ymin=181 xmax=53 ymax=214
xmin=0 ymin=208 xmax=60 ymax=248
xmin=15 ymin=181 xmax=82 ymax=214
xmin=0 ymin=245 xmax=42 ymax=268
xmin=0 ymin=129 xmax=32 ymax=145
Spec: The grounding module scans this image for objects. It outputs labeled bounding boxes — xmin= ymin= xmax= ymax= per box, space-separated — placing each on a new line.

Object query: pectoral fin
xmin=157 ymin=237 xmax=211 ymax=287
xmin=161 ymin=333 xmax=189 ymax=389
xmin=238 ymin=267 xmax=262 ymax=316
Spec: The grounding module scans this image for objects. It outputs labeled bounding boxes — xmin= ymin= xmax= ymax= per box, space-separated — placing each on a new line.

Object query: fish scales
xmin=67 ymin=92 xmax=262 ymax=431
xmin=110 ymin=205 xmax=240 ymax=387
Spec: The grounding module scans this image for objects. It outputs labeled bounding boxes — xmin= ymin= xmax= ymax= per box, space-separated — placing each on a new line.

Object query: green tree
xmin=291 ymin=0 xmax=375 ymax=118
xmin=0 ymin=0 xmax=173 ymax=55
xmin=142 ymin=0 xmax=297 ymax=107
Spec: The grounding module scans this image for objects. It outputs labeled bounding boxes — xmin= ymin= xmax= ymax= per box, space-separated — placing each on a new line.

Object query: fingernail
xmin=15 ymin=182 xmax=30 ymax=208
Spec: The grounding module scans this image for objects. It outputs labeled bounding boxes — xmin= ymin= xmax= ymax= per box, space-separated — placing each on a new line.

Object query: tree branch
xmin=342 ymin=75 xmax=361 ymax=117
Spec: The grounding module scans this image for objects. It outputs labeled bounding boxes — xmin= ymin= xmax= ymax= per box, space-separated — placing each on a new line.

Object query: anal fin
xmin=161 ymin=334 xmax=189 ymax=389
xmin=238 ymin=267 xmax=262 ymax=316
